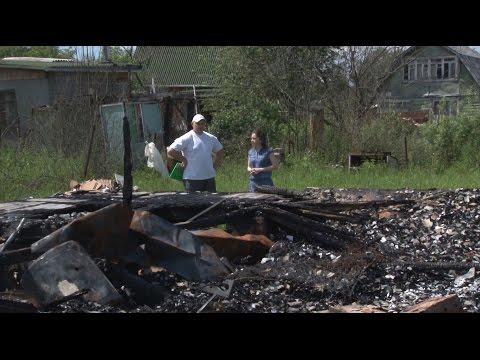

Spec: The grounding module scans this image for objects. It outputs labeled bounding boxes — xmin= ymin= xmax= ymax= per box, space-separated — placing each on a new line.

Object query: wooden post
xmin=122 ymin=102 xmax=133 ymax=209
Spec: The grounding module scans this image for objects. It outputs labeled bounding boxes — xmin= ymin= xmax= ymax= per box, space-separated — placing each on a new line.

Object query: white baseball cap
xmin=192 ymin=114 xmax=206 ymax=122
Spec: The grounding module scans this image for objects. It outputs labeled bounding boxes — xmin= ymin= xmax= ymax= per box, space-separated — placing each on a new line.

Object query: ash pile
xmin=0 ymin=187 xmax=479 ymax=313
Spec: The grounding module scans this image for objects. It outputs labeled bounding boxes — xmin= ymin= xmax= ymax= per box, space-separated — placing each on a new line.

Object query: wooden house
xmin=379 ymin=46 xmax=480 ymax=122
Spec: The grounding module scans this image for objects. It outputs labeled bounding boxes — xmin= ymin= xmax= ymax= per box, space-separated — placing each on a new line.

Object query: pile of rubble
xmin=1 ymin=187 xmax=479 ymax=313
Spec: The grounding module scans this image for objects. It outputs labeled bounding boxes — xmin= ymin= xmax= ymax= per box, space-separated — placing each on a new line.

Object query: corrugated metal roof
xmin=457 ymin=54 xmax=480 ymax=88
xmin=2 ymin=57 xmax=75 ymax=63
xmin=445 ymin=47 xmax=480 ymax=88
xmin=446 ymin=46 xmax=480 ymax=58
xmin=134 ymin=46 xmax=219 ymax=87
xmin=0 ymin=58 xmax=141 ymax=72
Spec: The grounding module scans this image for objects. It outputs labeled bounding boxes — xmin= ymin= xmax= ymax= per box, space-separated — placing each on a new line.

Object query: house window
xmin=436 ymin=63 xmax=443 ymax=79
xmin=404 ymin=56 xmax=457 ymax=81
xmin=408 ymin=64 xmax=415 ymax=80
xmin=0 ymin=90 xmax=18 ymax=136
xmin=423 ymin=63 xmax=429 ymax=79
xmin=443 ymin=57 xmax=456 ymax=79
xmin=417 ymin=63 xmax=429 ymax=80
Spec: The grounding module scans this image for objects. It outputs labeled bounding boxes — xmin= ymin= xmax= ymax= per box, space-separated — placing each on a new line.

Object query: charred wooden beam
xmin=261 ymin=208 xmax=349 ymax=250
xmin=395 ymin=261 xmax=480 ymax=271
xmin=180 ymin=206 xmax=261 ymax=230
xmin=255 ymin=185 xmax=306 ymax=199
xmin=0 ymin=247 xmax=35 ymax=266
xmin=261 ymin=206 xmax=356 ymax=240
xmin=267 ymin=218 xmax=344 ymax=250
xmin=0 ymin=217 xmax=25 ymax=252
xmin=274 ymin=202 xmax=366 ymax=223
xmin=7 ymin=199 xmax=117 ymax=220
xmin=107 ymin=264 xmax=166 ymax=306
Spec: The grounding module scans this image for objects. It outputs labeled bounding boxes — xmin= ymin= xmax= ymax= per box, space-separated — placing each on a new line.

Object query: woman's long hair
xmin=253 ymin=128 xmax=268 ymax=148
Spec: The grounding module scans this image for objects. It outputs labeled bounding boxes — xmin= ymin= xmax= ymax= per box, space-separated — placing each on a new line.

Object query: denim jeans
xmin=249 ymin=177 xmax=274 ymax=192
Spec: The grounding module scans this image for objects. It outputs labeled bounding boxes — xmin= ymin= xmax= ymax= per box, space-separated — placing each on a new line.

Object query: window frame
xmin=403 ymin=56 xmax=458 ymax=82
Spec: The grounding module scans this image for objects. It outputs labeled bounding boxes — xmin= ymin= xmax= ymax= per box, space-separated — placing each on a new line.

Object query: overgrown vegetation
xmin=204 ymin=46 xmax=407 ymax=158
xmin=3 ymin=102 xmax=478 ymax=202
xmin=2 ymin=45 xmax=480 ymax=202
xmin=3 ymin=144 xmax=480 ymax=202
xmin=0 ymin=148 xmax=84 ymax=201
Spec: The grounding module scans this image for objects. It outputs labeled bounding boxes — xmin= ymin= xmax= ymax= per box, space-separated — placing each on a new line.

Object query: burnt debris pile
xmin=0 ymin=187 xmax=479 ymax=313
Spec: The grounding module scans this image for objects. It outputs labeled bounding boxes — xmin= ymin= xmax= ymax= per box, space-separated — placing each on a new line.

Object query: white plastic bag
xmin=144 ymin=142 xmax=169 ymax=178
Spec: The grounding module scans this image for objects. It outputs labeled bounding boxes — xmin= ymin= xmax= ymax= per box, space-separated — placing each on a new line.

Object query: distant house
xmin=133 ymin=46 xmax=219 ymax=146
xmin=379 ymin=46 xmax=480 ymax=122
xmin=0 ymin=57 xmax=141 ymax=143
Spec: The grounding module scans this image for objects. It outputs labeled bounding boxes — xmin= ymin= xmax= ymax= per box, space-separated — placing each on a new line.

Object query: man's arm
xmin=213 ymin=149 xmax=224 ymax=170
xmin=167 ymin=147 xmax=187 ymax=166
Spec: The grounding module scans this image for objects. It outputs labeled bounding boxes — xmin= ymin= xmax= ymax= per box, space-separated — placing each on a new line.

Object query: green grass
xmin=132 ymin=167 xmax=184 ymax=192
xmin=2 ymin=150 xmax=480 ymax=202
xmin=0 ymin=148 xmax=85 ymax=201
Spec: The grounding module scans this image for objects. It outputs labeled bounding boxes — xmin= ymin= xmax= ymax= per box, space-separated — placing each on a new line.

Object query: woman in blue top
xmin=247 ymin=128 xmax=279 ymax=192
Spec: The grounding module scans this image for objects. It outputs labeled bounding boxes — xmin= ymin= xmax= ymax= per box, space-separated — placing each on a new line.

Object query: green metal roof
xmin=134 ymin=46 xmax=220 ymax=87
xmin=0 ymin=58 xmax=141 ymax=72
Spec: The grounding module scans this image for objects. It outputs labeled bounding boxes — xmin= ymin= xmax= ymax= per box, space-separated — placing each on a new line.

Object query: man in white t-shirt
xmin=167 ymin=114 xmax=224 ymax=192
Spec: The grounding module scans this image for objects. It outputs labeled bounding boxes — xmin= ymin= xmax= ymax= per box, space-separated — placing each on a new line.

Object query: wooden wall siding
xmin=460 ymin=96 xmax=480 ymax=114
xmin=0 ymin=69 xmax=46 ymax=81
xmin=48 ymin=72 xmax=130 ymax=103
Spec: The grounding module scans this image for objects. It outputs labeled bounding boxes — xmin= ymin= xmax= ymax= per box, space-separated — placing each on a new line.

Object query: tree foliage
xmin=204 ymin=46 xmax=338 ymax=155
xmin=98 ymin=46 xmax=136 ymax=64
xmin=0 ymin=46 xmax=74 ymax=59
xmin=419 ymin=111 xmax=480 ymax=170
xmin=204 ymin=46 xmax=406 ymax=161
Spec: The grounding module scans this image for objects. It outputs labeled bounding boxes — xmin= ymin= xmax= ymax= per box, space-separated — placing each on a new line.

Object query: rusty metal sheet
xmin=130 ymin=210 xmax=230 ymax=281
xmin=31 ymin=203 xmax=136 ymax=261
xmin=191 ymin=228 xmax=273 ymax=262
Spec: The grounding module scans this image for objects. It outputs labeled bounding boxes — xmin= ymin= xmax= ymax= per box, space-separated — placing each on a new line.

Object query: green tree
xmin=204 ymin=46 xmax=407 ymax=162
xmin=97 ymin=46 xmax=136 ymax=64
xmin=0 ymin=46 xmax=74 ymax=59
xmin=205 ymin=46 xmax=338 ymax=155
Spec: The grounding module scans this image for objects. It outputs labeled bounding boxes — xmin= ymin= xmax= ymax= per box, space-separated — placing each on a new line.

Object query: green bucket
xmin=169 ymin=162 xmax=184 ymax=181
